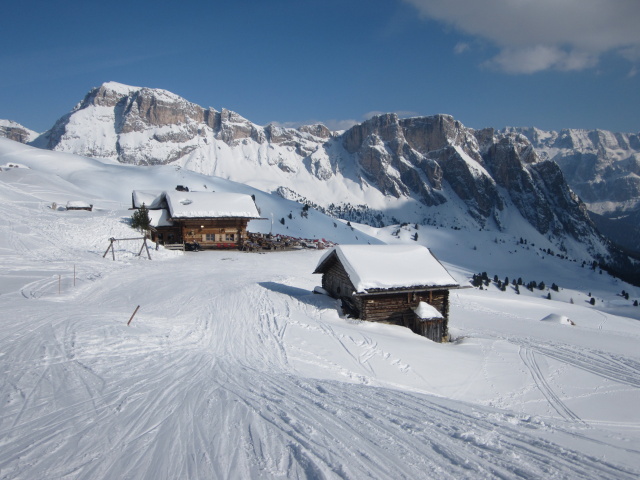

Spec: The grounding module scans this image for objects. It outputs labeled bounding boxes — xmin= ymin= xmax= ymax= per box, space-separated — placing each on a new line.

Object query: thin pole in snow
xmin=127 ymin=305 xmax=141 ymax=326
xmin=58 ymin=275 xmax=61 ymax=294
xmin=73 ymin=264 xmax=76 ymax=287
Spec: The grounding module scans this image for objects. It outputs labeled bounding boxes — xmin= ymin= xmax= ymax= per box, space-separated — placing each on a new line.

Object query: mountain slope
xmin=28 ymin=82 xmax=613 ymax=263
xmin=504 ymin=126 xmax=640 ymax=253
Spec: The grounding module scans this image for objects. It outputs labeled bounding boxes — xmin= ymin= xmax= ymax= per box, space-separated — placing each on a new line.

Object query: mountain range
xmin=3 ymin=82 xmax=639 ymax=269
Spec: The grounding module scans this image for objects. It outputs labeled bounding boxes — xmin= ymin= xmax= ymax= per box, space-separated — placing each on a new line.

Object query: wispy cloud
xmin=453 ymin=42 xmax=470 ymax=55
xmin=403 ymin=0 xmax=640 ymax=73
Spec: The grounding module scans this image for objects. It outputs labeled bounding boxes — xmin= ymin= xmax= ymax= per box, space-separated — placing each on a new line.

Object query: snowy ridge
xmin=0 ymin=119 xmax=39 ymax=143
xmin=20 ymin=82 xmax=618 ymax=262
xmin=501 ymin=126 xmax=640 ymax=253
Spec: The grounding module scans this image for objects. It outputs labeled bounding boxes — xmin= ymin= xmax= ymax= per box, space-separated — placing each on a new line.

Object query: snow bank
xmin=540 ymin=313 xmax=575 ymax=325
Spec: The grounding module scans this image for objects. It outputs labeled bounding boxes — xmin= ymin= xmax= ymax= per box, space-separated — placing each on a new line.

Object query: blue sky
xmin=2 ymin=0 xmax=639 ymax=134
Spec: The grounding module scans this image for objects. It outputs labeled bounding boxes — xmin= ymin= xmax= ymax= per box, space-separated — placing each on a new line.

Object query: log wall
xmin=359 ymin=290 xmax=450 ymax=342
xmin=321 ymin=258 xmax=356 ymax=300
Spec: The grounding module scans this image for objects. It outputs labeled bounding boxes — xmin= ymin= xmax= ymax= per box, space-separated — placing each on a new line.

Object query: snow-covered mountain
xmin=1 ymin=137 xmax=640 ymax=479
xmin=23 ymin=82 xmax=617 ymax=262
xmin=504 ymin=127 xmax=640 ymax=253
xmin=0 ymin=119 xmax=39 ymax=144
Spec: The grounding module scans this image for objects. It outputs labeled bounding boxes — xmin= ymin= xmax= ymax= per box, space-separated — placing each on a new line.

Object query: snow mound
xmin=540 ymin=313 xmax=575 ymax=325
xmin=413 ymin=301 xmax=443 ymax=320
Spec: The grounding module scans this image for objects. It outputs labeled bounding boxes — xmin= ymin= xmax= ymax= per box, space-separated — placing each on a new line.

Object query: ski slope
xmin=1 ymin=139 xmax=639 ymax=479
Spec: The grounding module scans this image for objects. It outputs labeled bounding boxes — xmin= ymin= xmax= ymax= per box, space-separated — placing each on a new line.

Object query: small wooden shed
xmin=313 ymin=245 xmax=459 ymax=342
xmin=66 ymin=200 xmax=93 ymax=211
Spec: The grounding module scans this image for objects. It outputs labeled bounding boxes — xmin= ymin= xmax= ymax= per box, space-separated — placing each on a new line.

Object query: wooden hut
xmin=66 ymin=200 xmax=93 ymax=211
xmin=132 ymin=190 xmax=262 ymax=250
xmin=313 ymin=245 xmax=459 ymax=342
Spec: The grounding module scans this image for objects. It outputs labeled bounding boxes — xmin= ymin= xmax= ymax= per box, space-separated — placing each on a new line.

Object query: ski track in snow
xmin=1 ymin=157 xmax=640 ymax=479
xmin=518 ymin=346 xmax=583 ymax=423
xmin=2 ymin=302 xmax=638 ymax=480
xmin=2 ymin=259 xmax=638 ymax=479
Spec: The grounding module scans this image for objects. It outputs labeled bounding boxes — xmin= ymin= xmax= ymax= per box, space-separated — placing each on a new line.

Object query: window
xmin=225 ymin=233 xmax=235 ymax=242
xmin=205 ymin=233 xmax=215 ymax=242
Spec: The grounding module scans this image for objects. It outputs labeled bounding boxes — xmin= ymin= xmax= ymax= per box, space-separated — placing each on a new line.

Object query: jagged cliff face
xmin=33 ymin=82 xmax=331 ymax=169
xmin=504 ymin=126 xmax=640 ymax=252
xmin=342 ymin=115 xmax=598 ymax=242
xmin=28 ymin=82 xmax=610 ymax=256
xmin=504 ymin=126 xmax=640 ymax=211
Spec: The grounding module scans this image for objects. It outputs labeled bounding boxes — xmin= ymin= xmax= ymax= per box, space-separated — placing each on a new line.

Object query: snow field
xmin=1 ymin=138 xmax=640 ymax=479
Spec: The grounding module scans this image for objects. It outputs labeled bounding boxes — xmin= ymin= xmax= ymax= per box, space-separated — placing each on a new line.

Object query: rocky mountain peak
xmin=0 ymin=120 xmax=38 ymax=143
xmin=16 ymin=82 xmax=624 ymax=259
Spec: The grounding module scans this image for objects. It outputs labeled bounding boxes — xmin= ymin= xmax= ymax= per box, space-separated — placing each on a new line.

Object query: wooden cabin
xmin=313 ymin=245 xmax=459 ymax=342
xmin=132 ymin=190 xmax=262 ymax=250
xmin=66 ymin=200 xmax=93 ymax=211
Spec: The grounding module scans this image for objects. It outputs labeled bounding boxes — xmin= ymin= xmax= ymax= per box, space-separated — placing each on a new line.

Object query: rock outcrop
xmin=0 ymin=120 xmax=38 ymax=143
xmin=504 ymin=126 xmax=640 ymax=252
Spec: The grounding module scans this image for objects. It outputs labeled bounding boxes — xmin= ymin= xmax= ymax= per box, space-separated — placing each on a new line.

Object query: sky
xmin=2 ymin=0 xmax=639 ymax=134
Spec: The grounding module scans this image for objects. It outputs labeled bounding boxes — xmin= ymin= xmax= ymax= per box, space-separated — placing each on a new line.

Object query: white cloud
xmin=487 ymin=46 xmax=598 ymax=74
xmin=454 ymin=42 xmax=470 ymax=55
xmin=403 ymin=0 xmax=640 ymax=73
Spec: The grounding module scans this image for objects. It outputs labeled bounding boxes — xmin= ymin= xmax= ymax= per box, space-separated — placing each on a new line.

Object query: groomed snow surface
xmin=1 ymin=139 xmax=640 ymax=479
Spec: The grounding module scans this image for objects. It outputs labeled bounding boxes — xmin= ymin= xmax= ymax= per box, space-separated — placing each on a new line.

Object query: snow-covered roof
xmin=148 ymin=209 xmax=173 ymax=228
xmin=315 ymin=245 xmax=459 ymax=293
xmin=66 ymin=200 xmax=92 ymax=208
xmin=165 ymin=191 xmax=261 ymax=219
xmin=132 ymin=190 xmax=166 ymax=209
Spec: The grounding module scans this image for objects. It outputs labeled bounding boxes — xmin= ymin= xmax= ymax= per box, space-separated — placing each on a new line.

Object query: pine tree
xmin=131 ymin=203 xmax=150 ymax=232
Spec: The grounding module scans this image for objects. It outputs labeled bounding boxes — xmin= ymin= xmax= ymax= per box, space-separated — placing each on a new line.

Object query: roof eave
xmin=353 ymin=284 xmax=460 ymax=296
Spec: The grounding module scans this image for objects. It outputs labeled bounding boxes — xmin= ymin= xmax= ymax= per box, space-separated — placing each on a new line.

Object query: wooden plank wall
xmin=320 ymin=265 xmax=451 ymax=342
xmin=360 ymin=290 xmax=450 ymax=342
xmin=322 ymin=259 xmax=356 ymax=299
